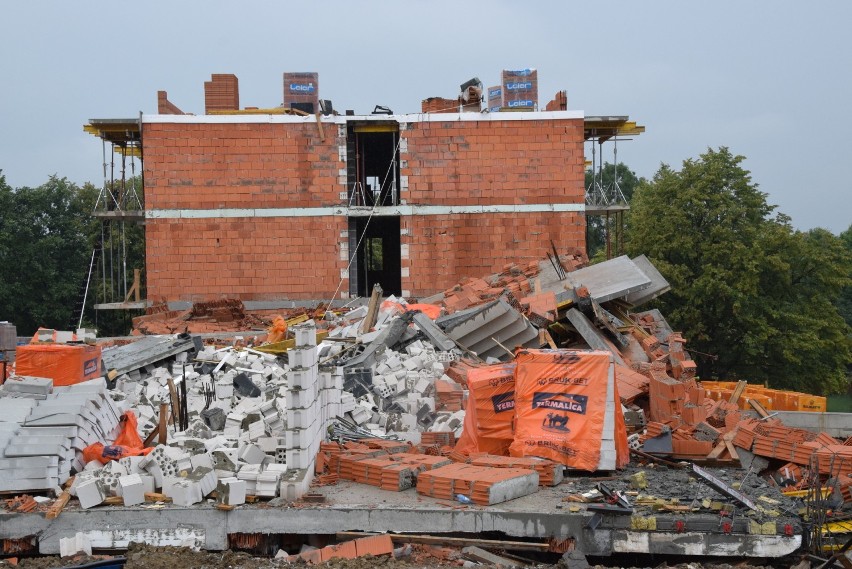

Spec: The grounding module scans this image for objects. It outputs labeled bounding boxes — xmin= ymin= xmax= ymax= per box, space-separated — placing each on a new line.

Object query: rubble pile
xmin=0 ymin=250 xmax=849 ymax=548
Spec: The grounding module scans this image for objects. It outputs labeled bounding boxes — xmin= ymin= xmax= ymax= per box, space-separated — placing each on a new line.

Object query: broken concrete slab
xmin=102 ymin=333 xmax=201 ymax=378
xmin=624 ymin=255 xmax=671 ymax=307
xmin=565 ymin=308 xmax=626 ymax=366
xmin=437 ymin=299 xmax=537 ymax=361
xmin=562 ymin=255 xmax=652 ymax=303
xmin=412 ymin=312 xmax=456 ymax=352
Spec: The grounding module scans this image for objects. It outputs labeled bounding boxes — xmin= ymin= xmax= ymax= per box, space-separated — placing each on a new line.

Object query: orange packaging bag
xmin=454 ymin=363 xmax=516 ymax=456
xmin=82 ymin=411 xmax=153 ymax=464
xmin=509 ymin=349 xmax=628 ymax=471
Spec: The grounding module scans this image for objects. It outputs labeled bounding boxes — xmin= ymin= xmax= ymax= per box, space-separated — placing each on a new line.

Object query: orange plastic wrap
xmin=509 ymin=349 xmax=628 ymax=471
xmin=454 ymin=363 xmax=516 ymax=456
xmin=405 ymin=304 xmax=442 ymax=319
xmin=15 ymin=343 xmax=102 ymax=386
xmin=266 ymin=315 xmax=288 ymax=343
xmin=81 ymin=411 xmax=152 ymax=464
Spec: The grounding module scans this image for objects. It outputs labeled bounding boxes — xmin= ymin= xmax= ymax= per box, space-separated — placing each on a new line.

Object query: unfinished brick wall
xmin=143 ymin=120 xmax=346 ymax=301
xmin=146 ymin=217 xmax=347 ymax=302
xmin=204 ymin=74 xmax=239 ymax=113
xmin=142 ymin=122 xmax=342 ymax=210
xmin=401 ymin=212 xmax=584 ymax=298
xmin=399 ymin=117 xmax=585 ymax=297
xmin=142 ymin=114 xmax=586 ymax=302
xmin=401 ymin=118 xmax=584 ymax=205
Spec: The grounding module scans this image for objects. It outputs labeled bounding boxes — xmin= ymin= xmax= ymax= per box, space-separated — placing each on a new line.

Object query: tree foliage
xmin=0 ymin=172 xmax=146 ymax=337
xmin=0 ymin=172 xmax=90 ymax=335
xmin=585 ymin=163 xmax=642 ymax=259
xmin=627 ymin=148 xmax=851 ymax=395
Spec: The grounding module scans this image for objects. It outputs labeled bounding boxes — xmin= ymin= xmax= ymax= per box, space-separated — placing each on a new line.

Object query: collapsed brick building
xmin=85 ymin=73 xmax=642 ymax=307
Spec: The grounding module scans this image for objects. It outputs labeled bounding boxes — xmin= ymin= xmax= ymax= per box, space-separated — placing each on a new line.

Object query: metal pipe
xmin=78 ymin=248 xmax=97 ymax=330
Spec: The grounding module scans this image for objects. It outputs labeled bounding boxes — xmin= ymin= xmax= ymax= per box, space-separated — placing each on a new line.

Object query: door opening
xmin=349 ymin=216 xmax=401 ymax=297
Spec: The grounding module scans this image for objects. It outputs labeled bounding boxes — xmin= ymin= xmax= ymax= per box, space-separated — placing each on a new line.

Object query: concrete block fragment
xmin=239 ymin=444 xmax=267 ymax=465
xmin=76 ymin=478 xmax=106 ymax=509
xmin=59 ymin=533 xmax=92 ymax=558
xmin=216 ymin=477 xmax=246 ymax=506
xmin=119 ymin=473 xmax=145 ymax=506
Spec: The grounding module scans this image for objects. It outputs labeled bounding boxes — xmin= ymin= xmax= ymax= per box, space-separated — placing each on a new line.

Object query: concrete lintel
xmin=609 ymin=530 xmax=801 ymax=557
xmin=141 ymin=110 xmax=584 ymax=126
xmin=146 ymin=203 xmax=585 ymax=220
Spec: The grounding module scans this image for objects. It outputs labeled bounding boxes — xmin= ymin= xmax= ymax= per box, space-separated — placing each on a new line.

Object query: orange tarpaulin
xmin=509 ymin=349 xmax=628 ymax=471
xmin=454 ymin=363 xmax=516 ymax=456
xmin=82 ymin=411 xmax=153 ymax=464
xmin=15 ymin=343 xmax=102 ymax=386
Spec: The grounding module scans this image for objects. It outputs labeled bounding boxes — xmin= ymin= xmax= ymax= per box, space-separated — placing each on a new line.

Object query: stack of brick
xmin=421 ymin=432 xmax=455 ymax=447
xmin=416 ymin=463 xmax=539 ymax=505
xmin=487 ymin=85 xmax=502 ymax=112
xmin=501 ymin=68 xmax=538 ymax=110
xmin=469 ymin=455 xmax=564 ymax=486
xmin=434 ymin=379 xmax=464 ymax=411
xmin=421 ymin=97 xmax=458 ymax=114
xmin=204 ymin=74 xmax=239 ymax=114
xmin=282 ymin=72 xmax=319 ymax=113
xmin=700 ymin=381 xmax=828 ymax=412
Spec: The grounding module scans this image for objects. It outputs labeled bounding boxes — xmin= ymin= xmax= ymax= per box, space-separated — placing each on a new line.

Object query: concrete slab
xmin=624 ymin=255 xmax=671 ymax=307
xmin=562 ymin=255 xmax=651 ymax=303
xmin=0 ymin=480 xmax=802 ymax=558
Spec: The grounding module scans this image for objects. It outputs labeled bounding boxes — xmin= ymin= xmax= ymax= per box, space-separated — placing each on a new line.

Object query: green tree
xmin=585 ymin=163 xmax=642 ymax=260
xmin=839 ymin=224 xmax=852 ymax=330
xmin=627 ymin=148 xmax=851 ymax=395
xmin=0 ymin=172 xmax=91 ymax=335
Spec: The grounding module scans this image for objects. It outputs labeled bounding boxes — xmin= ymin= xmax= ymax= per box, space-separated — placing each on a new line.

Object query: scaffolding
xmin=81 ymin=118 xmax=145 ymax=322
xmin=583 ymin=116 xmax=645 ymax=259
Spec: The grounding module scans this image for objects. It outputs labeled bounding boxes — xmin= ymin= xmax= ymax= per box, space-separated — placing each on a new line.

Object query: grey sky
xmin=1 ymin=1 xmax=849 ymax=234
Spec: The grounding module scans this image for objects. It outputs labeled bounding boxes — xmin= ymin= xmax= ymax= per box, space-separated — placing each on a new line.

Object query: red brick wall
xmin=142 ymin=116 xmax=585 ymax=302
xmin=146 ymin=216 xmax=346 ymax=301
xmin=143 ymin=120 xmax=346 ymax=301
xmin=402 ymin=212 xmax=585 ymax=298
xmin=142 ymin=122 xmax=342 ymax=210
xmin=401 ymin=118 xmax=584 ymax=206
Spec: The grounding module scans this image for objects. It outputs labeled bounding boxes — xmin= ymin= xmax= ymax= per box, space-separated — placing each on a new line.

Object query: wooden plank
xmin=707 ymin=439 xmax=727 ymax=460
xmin=157 ymin=402 xmax=169 ymax=445
xmin=335 ymin=532 xmax=550 ymax=552
xmin=543 ymin=329 xmax=558 ymax=350
xmin=315 ymin=112 xmax=325 ymax=141
xmin=167 ymin=378 xmax=180 ymax=428
xmin=359 ymin=284 xmax=383 ymax=334
xmin=728 ymin=380 xmax=748 ymax=405
xmin=45 ymin=491 xmax=71 ymax=520
xmin=748 ymin=398 xmax=771 ymax=418
xmin=145 ymin=492 xmax=172 ymax=503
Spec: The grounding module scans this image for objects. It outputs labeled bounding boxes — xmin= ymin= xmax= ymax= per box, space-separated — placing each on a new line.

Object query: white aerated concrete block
xmin=288 ymin=367 xmax=317 ymax=389
xmin=76 ymin=478 xmax=106 ymax=509
xmin=119 ymin=473 xmax=145 ymax=506
xmin=216 ymin=477 xmax=246 ymax=506
xmin=293 ymin=324 xmax=317 ymax=347
xmin=289 ymin=347 xmax=317 ymax=369
xmin=60 ymin=533 xmax=92 ymax=558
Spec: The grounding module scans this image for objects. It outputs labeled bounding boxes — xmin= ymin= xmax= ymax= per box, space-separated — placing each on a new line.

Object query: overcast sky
xmin=1 ymin=1 xmax=849 ymax=234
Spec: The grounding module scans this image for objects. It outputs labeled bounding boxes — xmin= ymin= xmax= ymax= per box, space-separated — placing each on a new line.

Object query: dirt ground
xmin=0 ymin=543 xmax=797 ymax=569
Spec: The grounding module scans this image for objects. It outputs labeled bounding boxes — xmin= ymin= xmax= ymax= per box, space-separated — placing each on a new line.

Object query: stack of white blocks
xmin=283 ymin=323 xmax=321 ymax=476
xmin=0 ymin=379 xmax=121 ymax=493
